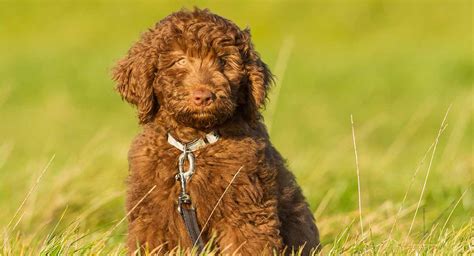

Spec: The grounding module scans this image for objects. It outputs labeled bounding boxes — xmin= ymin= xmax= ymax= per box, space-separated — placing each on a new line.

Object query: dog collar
xmin=167 ymin=131 xmax=219 ymax=153
xmin=167 ymin=130 xmax=219 ymax=184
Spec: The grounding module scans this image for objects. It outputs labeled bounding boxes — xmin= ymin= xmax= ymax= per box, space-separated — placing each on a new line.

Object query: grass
xmin=0 ymin=0 xmax=472 ymax=254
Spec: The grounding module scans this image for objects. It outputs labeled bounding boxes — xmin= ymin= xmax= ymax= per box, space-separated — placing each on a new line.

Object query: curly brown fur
xmin=113 ymin=8 xmax=320 ymax=255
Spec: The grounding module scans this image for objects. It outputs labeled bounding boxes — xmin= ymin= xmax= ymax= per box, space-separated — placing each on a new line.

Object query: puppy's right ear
xmin=112 ymin=37 xmax=159 ymax=124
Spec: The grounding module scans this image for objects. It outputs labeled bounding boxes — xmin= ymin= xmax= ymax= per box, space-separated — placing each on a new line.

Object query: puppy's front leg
xmin=213 ymin=174 xmax=283 ymax=255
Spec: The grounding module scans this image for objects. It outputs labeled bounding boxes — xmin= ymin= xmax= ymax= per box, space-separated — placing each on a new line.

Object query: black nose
xmin=192 ymin=88 xmax=214 ymax=106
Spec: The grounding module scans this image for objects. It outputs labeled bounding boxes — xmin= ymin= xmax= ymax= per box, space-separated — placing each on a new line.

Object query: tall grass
xmin=1 ymin=107 xmax=471 ymax=254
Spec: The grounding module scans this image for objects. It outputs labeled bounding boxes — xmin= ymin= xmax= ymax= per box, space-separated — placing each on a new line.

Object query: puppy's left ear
xmin=112 ymin=34 xmax=159 ymax=124
xmin=241 ymin=28 xmax=274 ymax=121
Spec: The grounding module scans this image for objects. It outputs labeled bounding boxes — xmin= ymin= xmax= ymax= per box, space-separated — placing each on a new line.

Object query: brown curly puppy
xmin=113 ymin=8 xmax=320 ymax=255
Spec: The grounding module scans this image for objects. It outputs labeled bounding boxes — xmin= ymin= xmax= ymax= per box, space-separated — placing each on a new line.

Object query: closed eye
xmin=175 ymin=58 xmax=187 ymax=66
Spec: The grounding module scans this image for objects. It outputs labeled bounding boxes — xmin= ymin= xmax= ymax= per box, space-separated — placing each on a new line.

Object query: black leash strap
xmin=178 ymin=193 xmax=205 ymax=252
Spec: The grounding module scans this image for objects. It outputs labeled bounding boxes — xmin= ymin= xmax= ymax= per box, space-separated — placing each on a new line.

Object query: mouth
xmin=190 ymin=110 xmax=215 ymax=119
xmin=172 ymin=102 xmax=235 ymax=129
xmin=168 ymin=92 xmax=236 ymax=128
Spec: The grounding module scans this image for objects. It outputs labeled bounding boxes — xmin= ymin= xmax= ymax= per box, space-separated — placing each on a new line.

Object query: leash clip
xmin=175 ymin=149 xmax=195 ymax=182
xmin=176 ymin=148 xmax=196 ymax=213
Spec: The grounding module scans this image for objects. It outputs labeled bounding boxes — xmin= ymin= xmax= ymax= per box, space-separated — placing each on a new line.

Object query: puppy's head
xmin=113 ymin=8 xmax=272 ymax=128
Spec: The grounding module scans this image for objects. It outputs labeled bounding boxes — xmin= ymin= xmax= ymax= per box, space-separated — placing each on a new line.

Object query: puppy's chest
xmin=153 ymin=139 xmax=260 ymax=190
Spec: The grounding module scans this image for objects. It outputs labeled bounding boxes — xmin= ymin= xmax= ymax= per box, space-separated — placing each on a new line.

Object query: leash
xmin=167 ymin=131 xmax=219 ymax=253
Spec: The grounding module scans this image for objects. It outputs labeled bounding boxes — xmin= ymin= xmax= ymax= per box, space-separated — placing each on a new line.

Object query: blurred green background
xmin=0 ymin=0 xmax=472 ymax=251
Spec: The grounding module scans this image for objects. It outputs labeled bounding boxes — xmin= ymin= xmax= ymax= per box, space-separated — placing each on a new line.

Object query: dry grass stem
xmin=194 ymin=166 xmax=243 ymax=246
xmin=96 ymin=185 xmax=157 ymax=249
xmin=441 ymin=185 xmax=470 ymax=233
xmin=388 ymin=123 xmax=449 ymax=240
xmin=406 ymin=105 xmax=451 ymax=240
xmin=350 ymin=114 xmax=364 ymax=237
xmin=267 ymin=37 xmax=294 ymax=133
xmin=7 ymin=154 xmax=56 ymax=230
